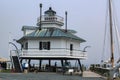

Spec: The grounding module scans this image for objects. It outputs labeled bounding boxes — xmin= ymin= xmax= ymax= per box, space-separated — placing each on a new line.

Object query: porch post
xmin=49 ymin=59 xmax=51 ymax=67
xmin=28 ymin=59 xmax=31 ymax=72
xmin=49 ymin=59 xmax=51 ymax=71
xmin=39 ymin=59 xmax=42 ymax=71
xmin=61 ymin=59 xmax=64 ymax=67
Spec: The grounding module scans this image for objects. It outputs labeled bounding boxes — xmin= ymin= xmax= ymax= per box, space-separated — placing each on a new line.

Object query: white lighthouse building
xmin=10 ymin=4 xmax=87 ymax=73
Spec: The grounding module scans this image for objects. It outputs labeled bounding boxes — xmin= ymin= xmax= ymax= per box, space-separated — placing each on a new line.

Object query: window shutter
xmin=25 ymin=42 xmax=28 ymax=50
xmin=39 ymin=42 xmax=42 ymax=50
xmin=21 ymin=44 xmax=24 ymax=50
xmin=48 ymin=42 xmax=50 ymax=50
xmin=70 ymin=44 xmax=73 ymax=51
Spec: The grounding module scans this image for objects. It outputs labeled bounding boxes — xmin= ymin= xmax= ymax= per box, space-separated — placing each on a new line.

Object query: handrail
xmin=37 ymin=15 xmax=64 ymax=23
xmin=16 ymin=49 xmax=87 ymax=58
xmin=9 ymin=42 xmax=23 ymax=72
xmin=22 ymin=48 xmax=83 ymax=52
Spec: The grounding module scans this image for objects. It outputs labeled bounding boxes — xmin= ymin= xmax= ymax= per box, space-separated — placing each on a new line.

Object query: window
xmin=70 ymin=44 xmax=73 ymax=56
xmin=70 ymin=44 xmax=73 ymax=51
xmin=25 ymin=42 xmax=28 ymax=50
xmin=39 ymin=42 xmax=50 ymax=50
xmin=39 ymin=42 xmax=42 ymax=50
xmin=21 ymin=44 xmax=24 ymax=49
xmin=43 ymin=42 xmax=48 ymax=49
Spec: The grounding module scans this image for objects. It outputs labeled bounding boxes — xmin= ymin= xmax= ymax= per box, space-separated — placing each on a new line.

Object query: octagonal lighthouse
xmin=10 ymin=4 xmax=87 ymax=73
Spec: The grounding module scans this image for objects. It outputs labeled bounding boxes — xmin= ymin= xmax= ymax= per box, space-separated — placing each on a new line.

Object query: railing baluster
xmin=37 ymin=15 xmax=64 ymax=23
xmin=17 ymin=49 xmax=86 ymax=59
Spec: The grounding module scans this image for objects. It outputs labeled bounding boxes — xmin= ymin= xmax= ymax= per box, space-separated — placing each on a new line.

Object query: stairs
xmin=11 ymin=56 xmax=22 ymax=72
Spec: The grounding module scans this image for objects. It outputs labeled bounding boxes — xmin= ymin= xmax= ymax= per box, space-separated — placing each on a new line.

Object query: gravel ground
xmin=0 ymin=72 xmax=105 ymax=80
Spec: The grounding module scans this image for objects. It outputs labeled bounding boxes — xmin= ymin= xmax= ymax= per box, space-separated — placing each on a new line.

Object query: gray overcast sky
xmin=0 ymin=0 xmax=120 ymax=65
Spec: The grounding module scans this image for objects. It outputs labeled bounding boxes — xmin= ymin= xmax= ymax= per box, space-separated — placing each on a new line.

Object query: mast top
xmin=37 ymin=5 xmax=64 ymax=28
xmin=39 ymin=3 xmax=42 ymax=8
xmin=109 ymin=0 xmax=114 ymax=67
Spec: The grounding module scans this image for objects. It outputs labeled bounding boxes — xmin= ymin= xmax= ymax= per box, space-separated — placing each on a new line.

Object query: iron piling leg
xmin=28 ymin=59 xmax=31 ymax=72
xmin=78 ymin=59 xmax=83 ymax=76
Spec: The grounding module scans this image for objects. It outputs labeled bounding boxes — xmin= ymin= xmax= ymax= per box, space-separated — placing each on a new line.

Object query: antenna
xmin=65 ymin=11 xmax=67 ymax=32
xmin=39 ymin=3 xmax=42 ymax=30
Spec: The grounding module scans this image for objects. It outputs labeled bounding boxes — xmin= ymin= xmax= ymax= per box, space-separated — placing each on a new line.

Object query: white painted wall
xmin=50 ymin=39 xmax=62 ymax=49
xmin=42 ymin=24 xmax=62 ymax=29
xmin=27 ymin=38 xmax=63 ymax=50
xmin=28 ymin=40 xmax=39 ymax=50
xmin=27 ymin=38 xmax=81 ymax=51
xmin=61 ymin=39 xmax=80 ymax=50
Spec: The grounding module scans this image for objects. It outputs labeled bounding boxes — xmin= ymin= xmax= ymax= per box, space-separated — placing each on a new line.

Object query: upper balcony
xmin=37 ymin=15 xmax=64 ymax=26
xmin=10 ymin=49 xmax=87 ymax=59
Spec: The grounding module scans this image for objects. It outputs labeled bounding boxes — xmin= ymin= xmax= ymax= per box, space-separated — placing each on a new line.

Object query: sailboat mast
xmin=109 ymin=0 xmax=114 ymax=67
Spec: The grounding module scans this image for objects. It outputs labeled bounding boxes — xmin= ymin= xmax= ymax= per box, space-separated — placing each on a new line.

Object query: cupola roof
xmin=44 ymin=7 xmax=56 ymax=16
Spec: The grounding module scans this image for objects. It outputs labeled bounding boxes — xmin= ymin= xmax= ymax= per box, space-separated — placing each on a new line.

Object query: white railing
xmin=10 ymin=49 xmax=87 ymax=59
xmin=37 ymin=15 xmax=64 ymax=23
xmin=19 ymin=49 xmax=86 ymax=58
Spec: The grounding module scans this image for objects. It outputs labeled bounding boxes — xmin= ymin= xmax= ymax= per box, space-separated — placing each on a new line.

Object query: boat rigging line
xmin=101 ymin=0 xmax=120 ymax=66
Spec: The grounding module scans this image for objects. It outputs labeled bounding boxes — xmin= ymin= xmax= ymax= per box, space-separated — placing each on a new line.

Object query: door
xmin=70 ymin=44 xmax=73 ymax=56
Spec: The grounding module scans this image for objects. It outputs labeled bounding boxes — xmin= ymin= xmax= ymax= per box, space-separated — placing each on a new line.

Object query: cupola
xmin=44 ymin=7 xmax=56 ymax=16
xmin=37 ymin=6 xmax=64 ymax=28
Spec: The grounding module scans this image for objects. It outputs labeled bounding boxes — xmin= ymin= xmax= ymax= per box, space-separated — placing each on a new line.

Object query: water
xmin=0 ymin=73 xmax=105 ymax=80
